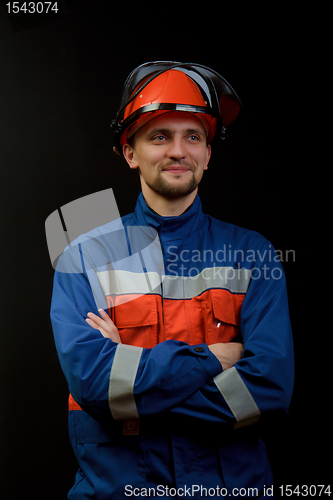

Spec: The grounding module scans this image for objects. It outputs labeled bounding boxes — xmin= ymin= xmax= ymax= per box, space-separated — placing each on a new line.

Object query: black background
xmin=0 ymin=2 xmax=316 ymax=498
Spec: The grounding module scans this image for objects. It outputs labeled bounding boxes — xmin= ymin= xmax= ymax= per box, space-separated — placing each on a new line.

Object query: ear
xmin=204 ymin=145 xmax=211 ymax=170
xmin=123 ymin=144 xmax=139 ymax=170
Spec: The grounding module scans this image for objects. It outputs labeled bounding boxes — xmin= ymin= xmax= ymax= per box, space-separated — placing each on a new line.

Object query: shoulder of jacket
xmin=204 ymin=214 xmax=269 ymax=249
xmin=55 ymin=212 xmax=135 ymax=274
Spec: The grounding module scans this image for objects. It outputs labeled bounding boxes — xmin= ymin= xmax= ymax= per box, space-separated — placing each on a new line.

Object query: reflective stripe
xmin=163 ymin=267 xmax=251 ymax=298
xmin=98 ymin=270 xmax=162 ymax=296
xmin=97 ymin=266 xmax=251 ymax=299
xmin=213 ymin=367 xmax=260 ymax=426
xmin=108 ymin=344 xmax=143 ymax=420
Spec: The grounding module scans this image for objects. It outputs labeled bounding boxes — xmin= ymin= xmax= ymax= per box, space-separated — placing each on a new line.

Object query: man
xmin=51 ymin=62 xmax=294 ymax=499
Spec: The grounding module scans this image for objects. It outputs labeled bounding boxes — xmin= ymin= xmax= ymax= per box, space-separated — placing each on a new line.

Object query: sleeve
xmin=168 ymin=241 xmax=294 ymax=429
xmin=50 ymin=252 xmax=222 ymax=421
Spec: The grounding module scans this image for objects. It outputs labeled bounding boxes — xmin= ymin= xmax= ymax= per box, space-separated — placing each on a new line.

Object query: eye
xmin=188 ymin=134 xmax=200 ymax=142
xmin=151 ymin=134 xmax=166 ymax=142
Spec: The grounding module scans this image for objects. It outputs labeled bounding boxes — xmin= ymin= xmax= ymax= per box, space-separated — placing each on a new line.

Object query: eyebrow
xmin=148 ymin=127 xmax=206 ymax=138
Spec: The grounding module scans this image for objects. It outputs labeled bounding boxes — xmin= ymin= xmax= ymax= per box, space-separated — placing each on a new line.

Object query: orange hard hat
xmin=111 ymin=62 xmax=242 ymax=156
xmin=119 ymin=69 xmax=217 ymax=149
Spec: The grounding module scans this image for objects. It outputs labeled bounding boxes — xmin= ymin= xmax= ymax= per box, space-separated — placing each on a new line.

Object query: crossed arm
xmin=52 ymin=237 xmax=293 ymax=425
xmin=86 ymin=310 xmax=244 ymax=371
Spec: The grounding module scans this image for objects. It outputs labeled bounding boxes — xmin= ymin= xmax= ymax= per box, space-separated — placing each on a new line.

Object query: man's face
xmin=123 ymin=112 xmax=211 ymax=200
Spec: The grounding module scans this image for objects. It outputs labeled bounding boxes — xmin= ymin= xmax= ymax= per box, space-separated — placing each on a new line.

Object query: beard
xmin=141 ymin=166 xmax=200 ymax=199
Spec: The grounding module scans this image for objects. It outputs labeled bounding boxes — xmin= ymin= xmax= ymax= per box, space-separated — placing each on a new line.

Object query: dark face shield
xmin=111 ymin=61 xmax=243 ymax=156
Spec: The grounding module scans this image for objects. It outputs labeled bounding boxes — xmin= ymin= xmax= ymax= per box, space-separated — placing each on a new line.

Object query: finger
xmin=87 ymin=312 xmax=109 ymax=328
xmin=85 ymin=317 xmax=99 ymax=329
xmin=86 ymin=314 xmax=121 ymax=342
xmin=95 ymin=310 xmax=119 ymax=335
xmin=86 ymin=311 xmax=122 ymax=344
xmin=98 ymin=309 xmax=114 ymax=325
xmin=87 ymin=310 xmax=116 ymax=329
xmin=86 ymin=317 xmax=113 ymax=339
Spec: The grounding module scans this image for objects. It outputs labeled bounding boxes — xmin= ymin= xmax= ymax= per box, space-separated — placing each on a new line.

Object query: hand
xmin=208 ymin=342 xmax=244 ymax=371
xmin=85 ymin=309 xmax=122 ymax=344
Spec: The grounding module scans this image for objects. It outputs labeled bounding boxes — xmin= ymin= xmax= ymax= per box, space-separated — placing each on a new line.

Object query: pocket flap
xmin=211 ymin=290 xmax=243 ymax=326
xmin=114 ymin=294 xmax=158 ymax=328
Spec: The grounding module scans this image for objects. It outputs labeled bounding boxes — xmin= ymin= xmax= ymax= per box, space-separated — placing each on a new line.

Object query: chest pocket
xmin=110 ymin=294 xmax=159 ymax=348
xmin=189 ymin=289 xmax=244 ymax=345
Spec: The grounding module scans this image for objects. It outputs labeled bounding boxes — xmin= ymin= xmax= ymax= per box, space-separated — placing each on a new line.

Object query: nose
xmin=166 ymin=136 xmax=186 ymax=161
